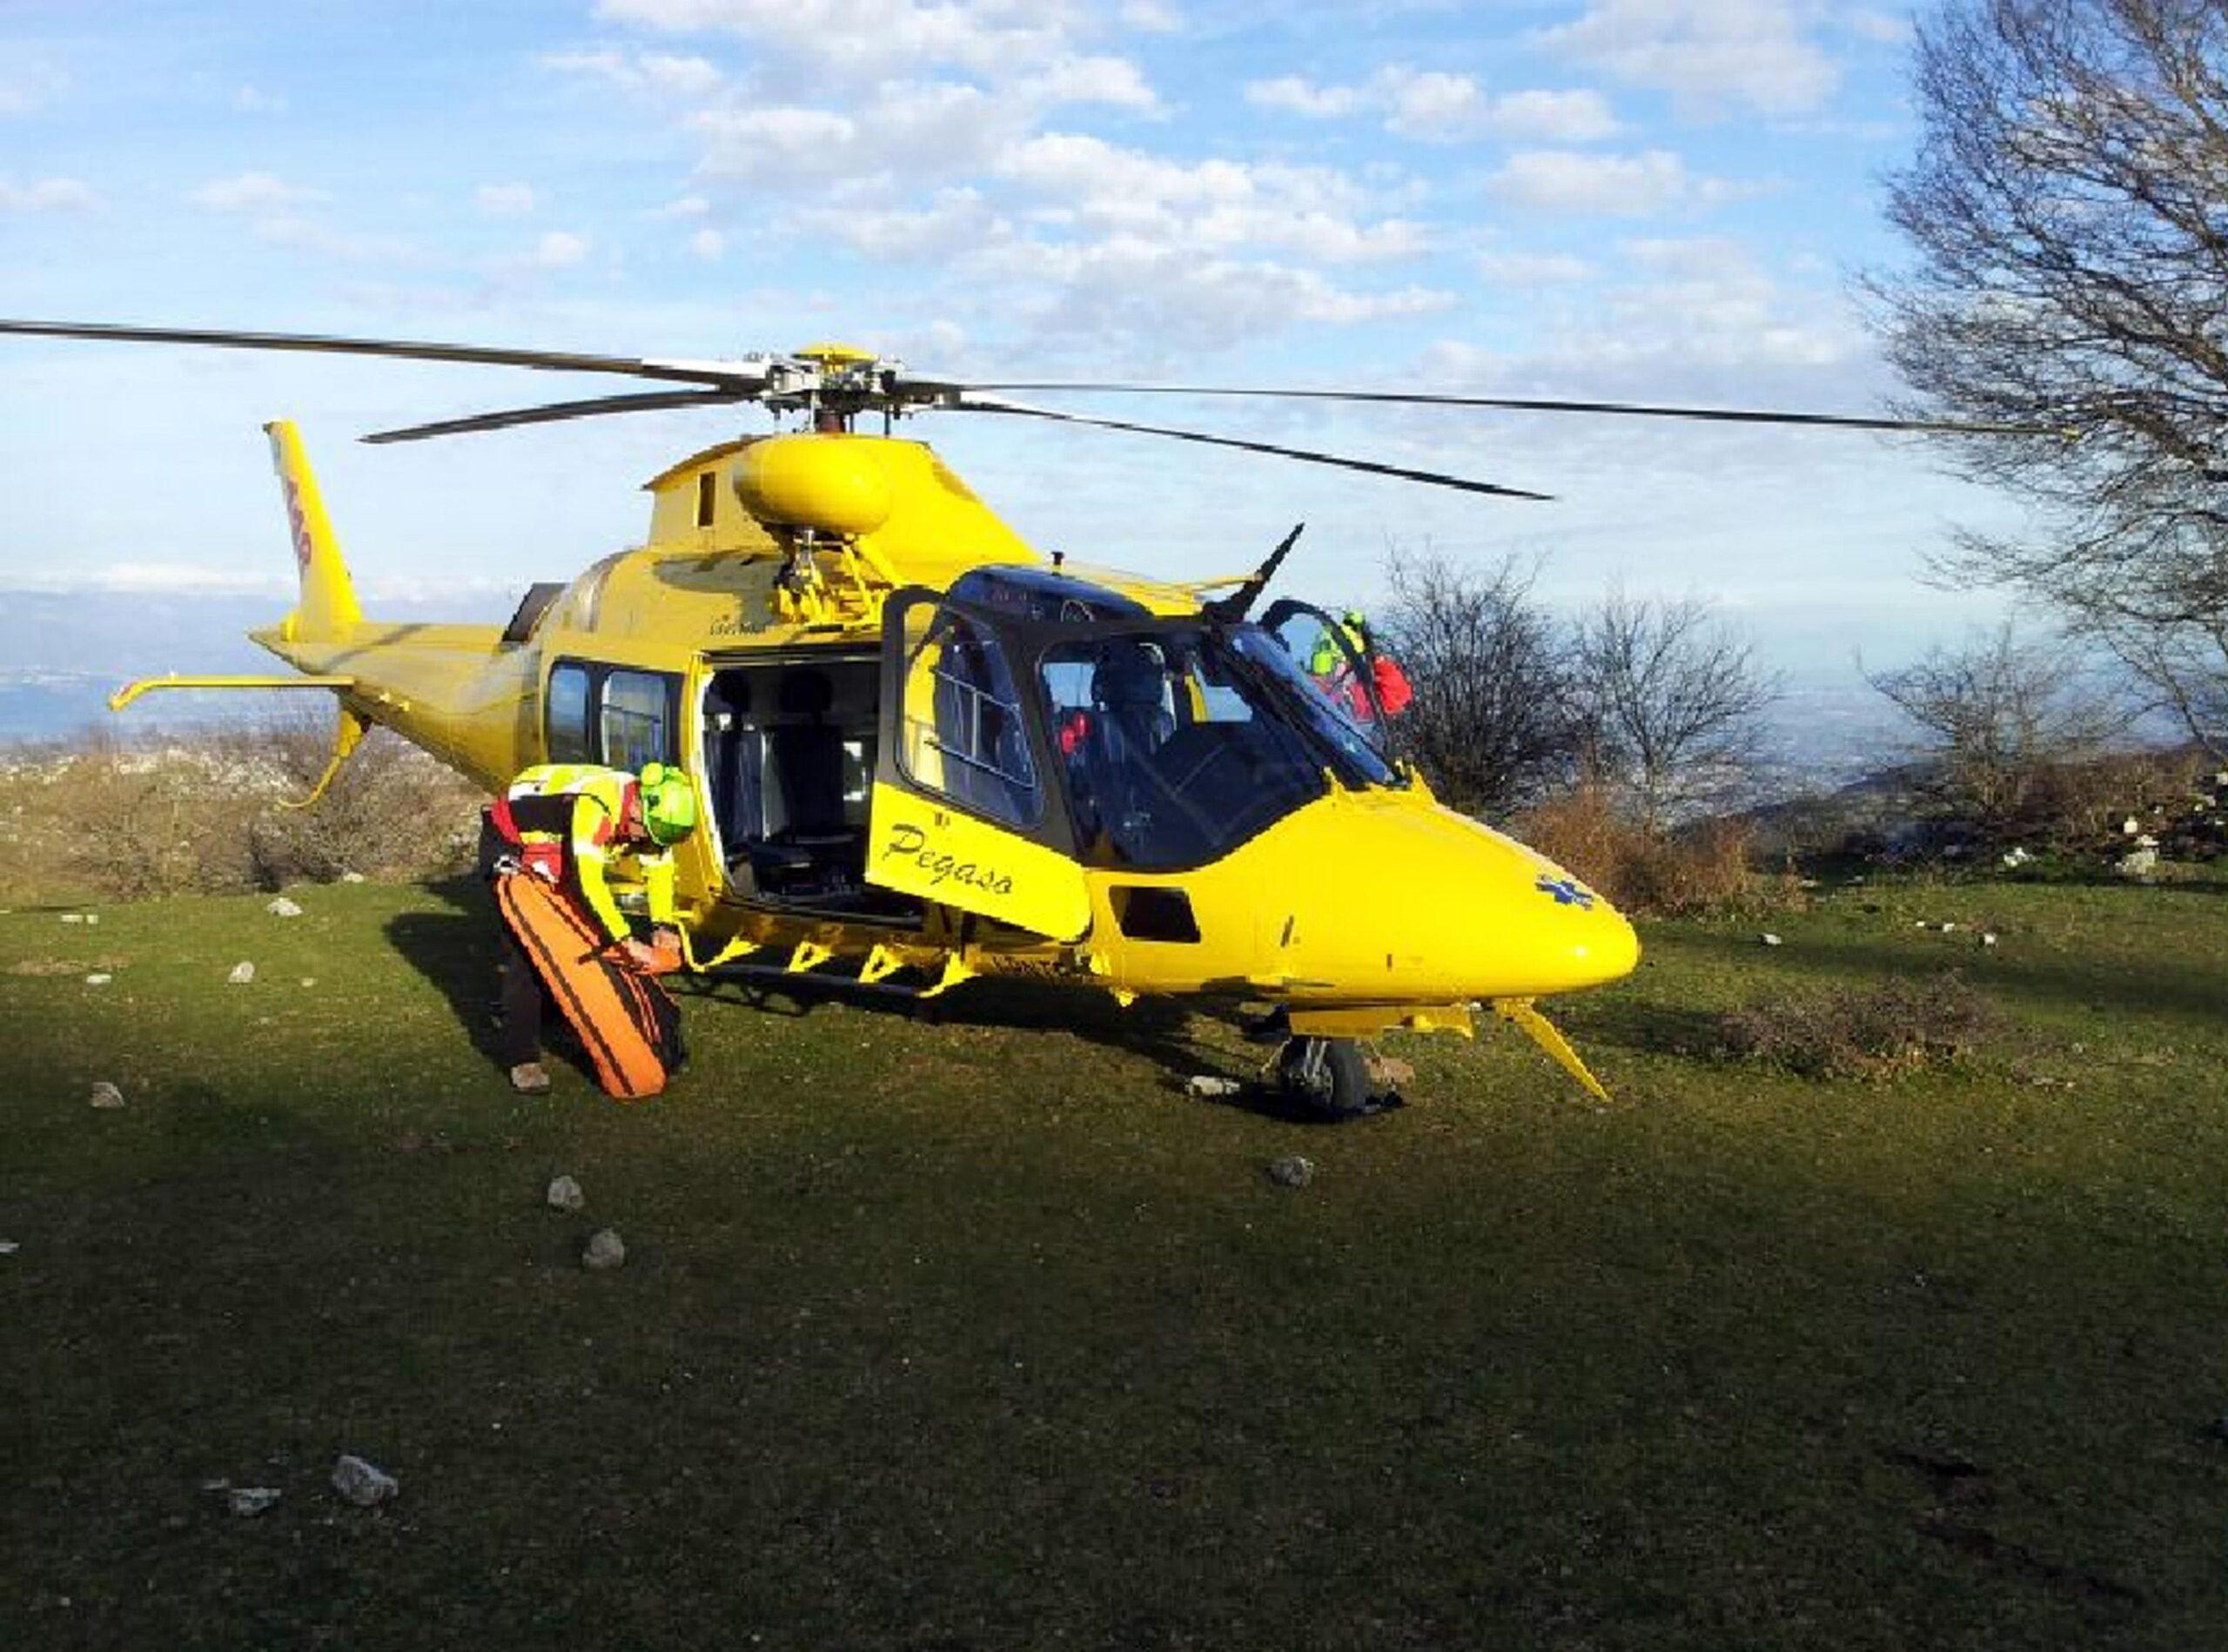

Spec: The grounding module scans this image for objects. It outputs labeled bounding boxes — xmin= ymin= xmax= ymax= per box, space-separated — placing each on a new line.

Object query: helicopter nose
xmin=1274 ymin=796 xmax=1640 ymax=1001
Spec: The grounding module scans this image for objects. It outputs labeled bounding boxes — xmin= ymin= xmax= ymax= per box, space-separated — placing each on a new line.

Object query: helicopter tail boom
xmin=265 ymin=420 xmax=362 ymax=642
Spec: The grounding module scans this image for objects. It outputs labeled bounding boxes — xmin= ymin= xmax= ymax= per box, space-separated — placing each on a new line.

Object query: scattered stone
xmin=339 ymin=871 xmax=366 ymax=884
xmin=84 ymin=973 xmax=111 ymax=986
xmin=84 ymin=913 xmax=98 ymax=926
xmin=89 ymin=1081 xmax=124 ymax=1111
xmin=227 ymin=961 xmax=256 ymax=985
xmin=1980 ymin=932 xmax=1999 ymax=948
xmin=1184 ymin=1074 xmax=1241 ymax=1098
xmin=2136 ymin=833 xmax=2159 ymax=850
xmin=2116 ymin=847 xmax=2159 ymax=880
xmin=265 ymin=897 xmax=303 ymax=918
xmin=226 ymin=1487 xmax=281 ymax=1517
xmin=299 ymin=978 xmax=316 ymax=989
xmin=1937 ymin=922 xmax=1958 ymax=933
xmin=1366 ymin=1054 xmax=1416 ymax=1090
xmin=2122 ymin=816 xmax=2141 ymax=836
xmin=1761 ymin=932 xmax=1783 ymax=947
xmin=2000 ymin=846 xmax=2033 ymax=869
xmin=546 ymin=1174 xmax=585 ymax=1212
xmin=582 ymin=1228 xmax=627 ymax=1270
xmin=0 ymin=1240 xmax=18 ymax=1256
xmin=59 ymin=912 xmax=84 ymax=924
xmin=1265 ymin=1154 xmax=1314 ymax=1189
xmin=330 ymin=1454 xmax=398 ymax=1508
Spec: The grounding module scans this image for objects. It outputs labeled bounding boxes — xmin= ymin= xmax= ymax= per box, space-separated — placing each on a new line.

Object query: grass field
xmin=4 ymin=870 xmax=2227 ymax=1649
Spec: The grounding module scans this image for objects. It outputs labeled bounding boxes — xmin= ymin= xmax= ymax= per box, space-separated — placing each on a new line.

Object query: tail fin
xmin=265 ymin=420 xmax=361 ymax=641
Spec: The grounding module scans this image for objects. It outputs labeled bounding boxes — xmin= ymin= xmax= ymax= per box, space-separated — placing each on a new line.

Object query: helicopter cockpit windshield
xmin=1037 ymin=622 xmax=1399 ymax=871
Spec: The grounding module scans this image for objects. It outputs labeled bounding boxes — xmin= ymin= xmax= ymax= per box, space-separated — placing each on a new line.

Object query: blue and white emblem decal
xmin=1534 ymin=874 xmax=1596 ymax=910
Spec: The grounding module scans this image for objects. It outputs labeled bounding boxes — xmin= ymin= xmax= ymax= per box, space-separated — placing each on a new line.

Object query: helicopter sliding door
xmin=1259 ymin=598 xmax=1392 ymax=758
xmin=866 ymin=590 xmax=1092 ymax=942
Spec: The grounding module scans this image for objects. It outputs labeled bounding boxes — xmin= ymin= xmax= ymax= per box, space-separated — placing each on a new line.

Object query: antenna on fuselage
xmin=1204 ymin=522 xmax=1305 ymax=625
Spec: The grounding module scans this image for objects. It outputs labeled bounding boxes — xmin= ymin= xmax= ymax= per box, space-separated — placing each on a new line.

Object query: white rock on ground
xmin=89 ymin=1081 xmax=124 ymax=1110
xmin=1184 ymin=1075 xmax=1241 ymax=1098
xmin=84 ymin=973 xmax=111 ymax=986
xmin=266 ymin=897 xmax=303 ymax=918
xmin=340 ymin=871 xmax=366 ymax=884
xmin=1266 ymin=1155 xmax=1315 ymax=1189
xmin=2117 ymin=848 xmax=2160 ymax=879
xmin=1761 ymin=933 xmax=1783 ymax=947
xmin=59 ymin=913 xmax=84 ymax=924
xmin=227 ymin=1487 xmax=281 ymax=1517
xmin=227 ymin=962 xmax=256 ymax=985
xmin=331 ymin=1454 xmax=399 ymax=1507
xmin=0 ymin=1240 xmax=19 ymax=1256
xmin=582 ymin=1228 xmax=627 ymax=1270
xmin=547 ymin=1174 xmax=585 ymax=1212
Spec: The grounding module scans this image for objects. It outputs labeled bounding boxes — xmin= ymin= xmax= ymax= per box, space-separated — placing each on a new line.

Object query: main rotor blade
xmin=967 ymin=379 xmax=2034 ymax=435
xmin=0 ymin=319 xmax=761 ymax=388
xmin=954 ymin=396 xmax=1551 ymax=500
xmin=362 ymin=388 xmax=749 ymax=444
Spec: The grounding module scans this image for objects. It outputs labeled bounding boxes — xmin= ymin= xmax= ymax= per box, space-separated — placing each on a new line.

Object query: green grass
xmin=3 ymin=870 xmax=2227 ymax=1649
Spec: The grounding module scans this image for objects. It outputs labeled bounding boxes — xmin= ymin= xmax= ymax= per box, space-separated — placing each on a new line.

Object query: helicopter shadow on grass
xmin=380 ymin=873 xmax=1285 ymax=1102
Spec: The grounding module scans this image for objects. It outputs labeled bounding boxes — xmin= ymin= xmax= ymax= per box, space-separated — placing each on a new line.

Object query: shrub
xmin=1514 ymin=782 xmax=1789 ymax=917
xmin=1714 ymin=972 xmax=1999 ymax=1081
xmin=0 ymin=716 xmax=482 ymax=903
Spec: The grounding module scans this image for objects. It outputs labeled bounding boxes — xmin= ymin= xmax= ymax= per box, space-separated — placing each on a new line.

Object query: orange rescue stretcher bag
xmin=493 ymin=873 xmax=683 ymax=1100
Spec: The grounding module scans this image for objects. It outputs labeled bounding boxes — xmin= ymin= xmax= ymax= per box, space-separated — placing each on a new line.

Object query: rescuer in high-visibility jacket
xmin=479 ymin=761 xmax=700 ymax=1093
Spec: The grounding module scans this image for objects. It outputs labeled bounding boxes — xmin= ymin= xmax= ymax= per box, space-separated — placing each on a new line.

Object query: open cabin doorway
xmin=699 ymin=653 xmax=921 ymax=923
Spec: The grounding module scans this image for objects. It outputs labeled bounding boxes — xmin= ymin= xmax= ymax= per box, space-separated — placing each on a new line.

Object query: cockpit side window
xmin=1038 ymin=629 xmax=1332 ymax=870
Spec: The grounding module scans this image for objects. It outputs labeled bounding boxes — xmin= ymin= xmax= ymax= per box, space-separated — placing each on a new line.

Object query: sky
xmin=0 ymin=0 xmax=2029 ymax=688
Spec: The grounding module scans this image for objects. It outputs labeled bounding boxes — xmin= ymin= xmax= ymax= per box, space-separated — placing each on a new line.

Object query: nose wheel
xmin=1274 ymin=1036 xmax=1372 ymax=1120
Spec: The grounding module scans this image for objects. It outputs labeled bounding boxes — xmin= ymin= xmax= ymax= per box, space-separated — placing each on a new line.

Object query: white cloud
xmin=541 ymin=47 xmax=727 ymax=97
xmin=1019 ymin=54 xmax=1159 ymax=112
xmin=0 ymin=177 xmax=98 ymax=212
xmin=232 ymin=84 xmax=288 ymax=114
xmin=1247 ymin=66 xmax=1618 ymax=144
xmin=1245 ymin=76 xmax=1360 ymax=118
xmin=788 ymin=187 xmax=1000 ymax=259
xmin=1540 ymin=0 xmax=1841 ymax=118
xmin=189 ymin=172 xmax=327 ymax=212
xmin=476 ymin=182 xmax=540 ymax=217
xmin=594 ymin=0 xmax=1087 ymax=77
xmin=1119 ymin=0 xmax=1180 ymax=31
xmin=688 ymin=227 xmax=727 ymax=259
xmin=530 ymin=230 xmax=594 ymax=267
xmin=654 ymin=193 xmax=712 ymax=218
xmin=1488 ymin=148 xmax=1760 ymax=215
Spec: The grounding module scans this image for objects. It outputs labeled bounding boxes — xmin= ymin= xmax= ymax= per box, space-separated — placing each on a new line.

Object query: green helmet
xmin=636 ymin=762 xmax=700 ymax=846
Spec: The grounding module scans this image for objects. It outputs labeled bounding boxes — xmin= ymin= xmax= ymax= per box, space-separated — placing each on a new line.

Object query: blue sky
xmin=0 ymin=0 xmax=2023 ymax=682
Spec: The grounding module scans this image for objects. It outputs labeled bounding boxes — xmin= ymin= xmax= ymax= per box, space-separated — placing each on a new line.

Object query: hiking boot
xmin=509 ymin=1061 xmax=552 ymax=1095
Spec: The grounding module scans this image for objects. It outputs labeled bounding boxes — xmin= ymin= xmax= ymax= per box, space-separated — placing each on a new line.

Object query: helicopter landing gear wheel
xmin=1275 ymin=1036 xmax=1372 ymax=1120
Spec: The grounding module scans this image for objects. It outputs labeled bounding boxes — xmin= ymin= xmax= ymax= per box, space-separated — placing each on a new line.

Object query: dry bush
xmin=0 ymin=715 xmax=482 ymax=903
xmin=1515 ymin=782 xmax=1792 ymax=917
xmin=1715 ymin=972 xmax=1999 ymax=1081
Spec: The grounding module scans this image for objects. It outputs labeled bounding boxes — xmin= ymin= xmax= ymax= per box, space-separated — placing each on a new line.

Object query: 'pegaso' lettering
xmin=883 ymin=821 xmax=1017 ymax=897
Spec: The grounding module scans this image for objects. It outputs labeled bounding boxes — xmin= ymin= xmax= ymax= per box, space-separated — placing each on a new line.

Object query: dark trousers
xmin=495 ymin=894 xmax=553 ymax=1067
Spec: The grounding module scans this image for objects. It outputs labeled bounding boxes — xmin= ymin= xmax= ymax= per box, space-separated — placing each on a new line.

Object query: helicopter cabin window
xmin=546 ymin=663 xmax=593 ymax=763
xmin=695 ymin=471 xmax=717 ymax=529
xmin=601 ymin=670 xmax=676 ymax=770
xmin=897 ymin=610 xmax=1041 ymax=830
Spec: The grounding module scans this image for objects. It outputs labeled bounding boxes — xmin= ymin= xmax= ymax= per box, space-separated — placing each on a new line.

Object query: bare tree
xmin=1868 ymin=624 xmax=2128 ymax=834
xmin=1373 ymin=548 xmax=1574 ymax=816
xmin=1567 ymin=590 xmax=1780 ymax=826
xmin=1874 ymin=0 xmax=2228 ymax=754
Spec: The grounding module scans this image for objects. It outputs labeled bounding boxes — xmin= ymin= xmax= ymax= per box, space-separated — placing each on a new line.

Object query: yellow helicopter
xmin=0 ymin=319 xmax=1986 ymax=1113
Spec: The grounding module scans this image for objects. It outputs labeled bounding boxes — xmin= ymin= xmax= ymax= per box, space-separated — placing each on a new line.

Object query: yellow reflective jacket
xmin=501 ymin=762 xmax=677 ymax=944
